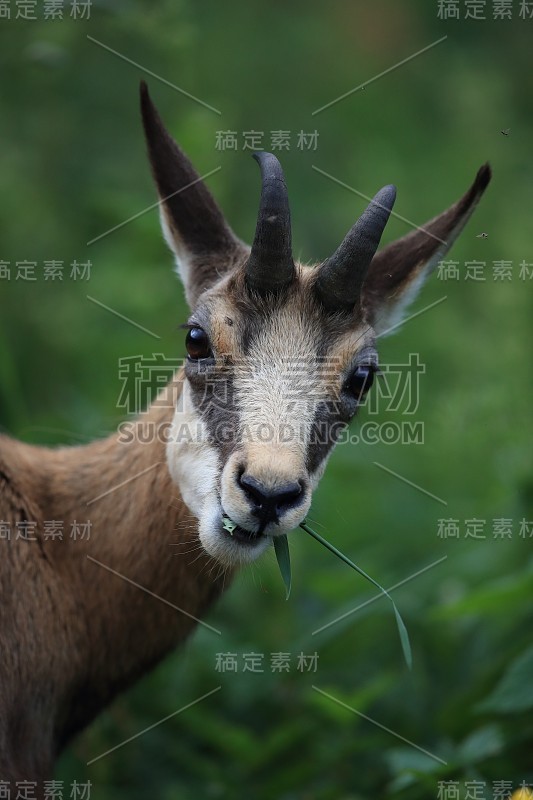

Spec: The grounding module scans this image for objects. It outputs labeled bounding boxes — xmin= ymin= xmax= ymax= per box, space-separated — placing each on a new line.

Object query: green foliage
xmin=477 ymin=645 xmax=533 ymax=714
xmin=1 ymin=1 xmax=532 ymax=798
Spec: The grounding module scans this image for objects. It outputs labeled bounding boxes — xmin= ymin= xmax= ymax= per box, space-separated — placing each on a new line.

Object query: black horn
xmin=245 ymin=152 xmax=295 ymax=293
xmin=315 ymin=185 xmax=396 ymax=311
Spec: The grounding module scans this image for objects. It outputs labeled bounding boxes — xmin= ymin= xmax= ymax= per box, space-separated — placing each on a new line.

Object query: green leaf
xmin=457 ymin=724 xmax=503 ymax=764
xmin=386 ymin=746 xmax=444 ymax=777
xmin=222 ymin=516 xmax=237 ymax=535
xmin=477 ymin=645 xmax=533 ymax=714
xmin=300 ymin=521 xmax=412 ymax=670
xmin=274 ymin=534 xmax=292 ymax=600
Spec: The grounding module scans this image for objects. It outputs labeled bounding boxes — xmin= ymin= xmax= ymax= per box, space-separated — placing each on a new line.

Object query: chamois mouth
xmin=221 ymin=514 xmax=265 ymax=546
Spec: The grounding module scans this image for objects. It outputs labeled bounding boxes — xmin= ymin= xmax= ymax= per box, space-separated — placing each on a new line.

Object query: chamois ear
xmin=140 ymin=82 xmax=248 ymax=307
xmin=361 ymin=164 xmax=491 ymax=335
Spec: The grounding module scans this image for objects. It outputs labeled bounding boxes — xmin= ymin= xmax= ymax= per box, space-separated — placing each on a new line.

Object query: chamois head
xmin=140 ymin=82 xmax=490 ymax=567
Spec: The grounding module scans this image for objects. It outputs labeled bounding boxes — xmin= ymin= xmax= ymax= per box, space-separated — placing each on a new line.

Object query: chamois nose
xmin=238 ymin=473 xmax=303 ymax=525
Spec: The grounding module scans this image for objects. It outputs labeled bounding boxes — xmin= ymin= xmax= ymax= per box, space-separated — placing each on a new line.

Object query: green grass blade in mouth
xmin=274 ymin=534 xmax=292 ymax=600
xmin=300 ymin=521 xmax=412 ymax=670
xmin=222 ymin=516 xmax=237 ymax=536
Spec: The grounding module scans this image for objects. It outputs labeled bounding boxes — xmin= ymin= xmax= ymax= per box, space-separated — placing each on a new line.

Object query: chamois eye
xmin=185 ymin=327 xmax=212 ymax=360
xmin=349 ymin=365 xmax=375 ymax=400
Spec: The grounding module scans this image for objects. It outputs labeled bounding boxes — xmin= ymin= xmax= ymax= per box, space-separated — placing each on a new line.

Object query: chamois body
xmin=0 ymin=377 xmax=225 ymax=780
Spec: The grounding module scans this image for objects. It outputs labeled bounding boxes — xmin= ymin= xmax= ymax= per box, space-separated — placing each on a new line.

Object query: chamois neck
xmin=0 ymin=371 xmax=228 ymax=766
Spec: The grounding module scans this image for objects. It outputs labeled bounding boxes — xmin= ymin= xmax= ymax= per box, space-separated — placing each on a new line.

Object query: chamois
xmin=0 ymin=82 xmax=491 ymax=783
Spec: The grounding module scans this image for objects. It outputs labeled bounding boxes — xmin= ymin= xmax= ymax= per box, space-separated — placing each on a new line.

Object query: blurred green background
xmin=0 ymin=1 xmax=532 ymax=798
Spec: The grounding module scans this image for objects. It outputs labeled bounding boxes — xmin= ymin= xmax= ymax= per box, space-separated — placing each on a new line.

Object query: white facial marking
xmin=166 ymin=381 xmax=271 ymax=566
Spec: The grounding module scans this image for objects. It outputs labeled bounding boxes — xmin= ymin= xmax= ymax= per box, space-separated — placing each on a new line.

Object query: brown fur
xmin=0 ymin=374 xmax=227 ymax=781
